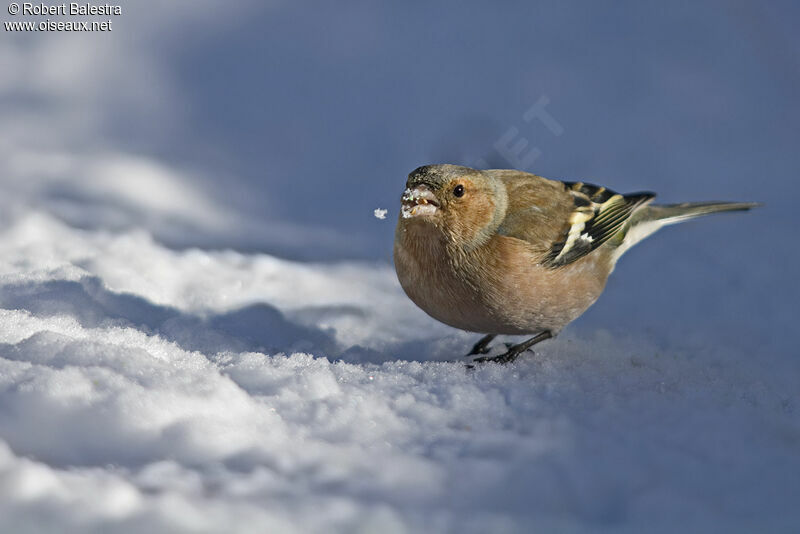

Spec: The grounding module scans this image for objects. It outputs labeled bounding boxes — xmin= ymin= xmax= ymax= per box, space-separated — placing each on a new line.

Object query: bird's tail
xmin=612 ymin=201 xmax=760 ymax=260
xmin=640 ymin=201 xmax=760 ymax=226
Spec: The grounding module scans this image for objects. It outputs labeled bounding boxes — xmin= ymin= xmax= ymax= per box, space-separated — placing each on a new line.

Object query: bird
xmin=393 ymin=164 xmax=758 ymax=364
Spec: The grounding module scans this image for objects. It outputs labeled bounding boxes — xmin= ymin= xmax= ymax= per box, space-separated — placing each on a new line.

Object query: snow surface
xmin=2 ymin=1 xmax=799 ymax=532
xmin=0 ymin=211 xmax=797 ymax=534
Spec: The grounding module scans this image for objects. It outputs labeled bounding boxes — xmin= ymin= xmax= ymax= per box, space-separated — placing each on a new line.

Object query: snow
xmin=0 ymin=212 xmax=797 ymax=533
xmin=374 ymin=209 xmax=388 ymax=220
xmin=2 ymin=1 xmax=798 ymax=532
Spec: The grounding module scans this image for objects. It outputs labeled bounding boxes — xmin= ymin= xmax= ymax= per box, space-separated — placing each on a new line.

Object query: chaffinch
xmin=393 ymin=164 xmax=758 ymax=364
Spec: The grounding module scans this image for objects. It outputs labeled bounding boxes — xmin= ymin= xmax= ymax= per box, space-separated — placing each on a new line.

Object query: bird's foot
xmin=469 ymin=344 xmax=530 ymax=365
xmin=464 ymin=334 xmax=496 ymax=357
xmin=467 ymin=331 xmax=553 ymax=367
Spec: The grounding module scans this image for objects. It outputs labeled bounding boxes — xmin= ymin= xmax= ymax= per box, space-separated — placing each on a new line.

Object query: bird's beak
xmin=401 ymin=184 xmax=440 ymax=218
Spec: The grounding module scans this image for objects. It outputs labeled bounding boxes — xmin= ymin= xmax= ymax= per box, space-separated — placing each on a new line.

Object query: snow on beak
xmin=401 ymin=184 xmax=440 ymax=218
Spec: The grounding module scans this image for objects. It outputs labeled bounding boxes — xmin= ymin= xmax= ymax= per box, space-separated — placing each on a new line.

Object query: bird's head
xmin=398 ymin=164 xmax=508 ymax=248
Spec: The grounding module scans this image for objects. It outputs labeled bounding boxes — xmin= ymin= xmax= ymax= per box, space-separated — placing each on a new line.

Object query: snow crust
xmin=2 ymin=2 xmax=797 ymax=531
xmin=0 ymin=213 xmax=797 ymax=534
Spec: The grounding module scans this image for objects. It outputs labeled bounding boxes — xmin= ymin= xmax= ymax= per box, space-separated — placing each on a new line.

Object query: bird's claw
xmin=467 ymin=346 xmax=533 ymax=367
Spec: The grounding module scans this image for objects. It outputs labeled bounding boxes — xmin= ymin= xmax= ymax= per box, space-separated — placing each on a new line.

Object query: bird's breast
xmin=394 ymin=225 xmax=611 ymax=334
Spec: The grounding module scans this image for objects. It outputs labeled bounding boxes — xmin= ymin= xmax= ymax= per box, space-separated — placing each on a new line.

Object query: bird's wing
xmin=541 ymin=182 xmax=655 ymax=268
xmin=493 ymin=171 xmax=655 ymax=268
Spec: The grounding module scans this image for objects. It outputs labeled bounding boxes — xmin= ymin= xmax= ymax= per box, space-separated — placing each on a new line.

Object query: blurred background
xmin=2 ymin=0 xmax=797 ymax=356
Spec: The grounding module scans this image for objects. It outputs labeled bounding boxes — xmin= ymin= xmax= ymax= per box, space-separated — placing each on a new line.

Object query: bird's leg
xmin=465 ymin=334 xmax=496 ymax=356
xmin=472 ymin=330 xmax=552 ymax=364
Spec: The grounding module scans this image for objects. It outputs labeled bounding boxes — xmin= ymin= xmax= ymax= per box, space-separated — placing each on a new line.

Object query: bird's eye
xmin=453 ymin=184 xmax=465 ymax=197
